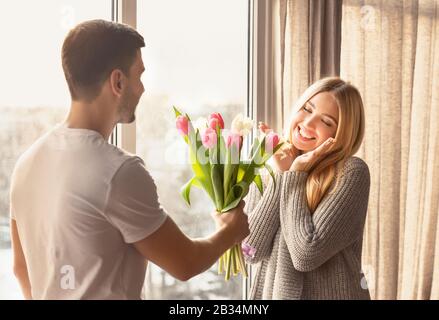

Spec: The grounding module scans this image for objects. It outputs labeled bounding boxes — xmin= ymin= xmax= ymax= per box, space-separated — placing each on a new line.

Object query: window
xmin=0 ymin=0 xmax=252 ymax=300
xmin=136 ymin=0 xmax=249 ymax=299
xmin=0 ymin=0 xmax=111 ymax=300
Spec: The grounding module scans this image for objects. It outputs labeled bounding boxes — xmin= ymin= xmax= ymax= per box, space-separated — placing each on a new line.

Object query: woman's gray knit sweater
xmin=243 ymin=156 xmax=371 ymax=300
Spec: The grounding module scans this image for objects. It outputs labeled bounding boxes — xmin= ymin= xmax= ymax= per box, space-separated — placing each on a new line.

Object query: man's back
xmin=10 ymin=123 xmax=167 ymax=299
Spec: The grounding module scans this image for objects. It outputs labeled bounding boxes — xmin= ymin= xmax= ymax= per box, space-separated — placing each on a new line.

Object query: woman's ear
xmin=109 ymin=69 xmax=124 ymax=98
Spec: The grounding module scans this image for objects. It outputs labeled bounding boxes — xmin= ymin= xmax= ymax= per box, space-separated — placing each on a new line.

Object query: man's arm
xmin=133 ymin=202 xmax=248 ymax=281
xmin=10 ymin=219 xmax=32 ymax=300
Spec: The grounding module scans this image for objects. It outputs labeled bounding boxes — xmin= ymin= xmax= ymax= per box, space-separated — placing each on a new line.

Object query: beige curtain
xmin=341 ymin=0 xmax=439 ymax=299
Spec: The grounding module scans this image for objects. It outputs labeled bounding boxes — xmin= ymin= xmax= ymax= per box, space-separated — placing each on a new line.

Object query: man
xmin=9 ymin=19 xmax=249 ymax=300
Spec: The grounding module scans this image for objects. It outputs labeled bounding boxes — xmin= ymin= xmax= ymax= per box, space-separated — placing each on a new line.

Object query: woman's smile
xmin=293 ymin=125 xmax=317 ymax=148
xmin=297 ymin=125 xmax=317 ymax=140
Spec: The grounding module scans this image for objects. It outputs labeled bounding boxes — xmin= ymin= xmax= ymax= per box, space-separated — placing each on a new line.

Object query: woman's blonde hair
xmin=286 ymin=77 xmax=365 ymax=212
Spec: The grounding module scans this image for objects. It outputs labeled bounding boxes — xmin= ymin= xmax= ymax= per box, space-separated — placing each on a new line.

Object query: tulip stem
xmin=225 ymin=248 xmax=232 ymax=281
xmin=218 ymin=255 xmax=223 ymax=275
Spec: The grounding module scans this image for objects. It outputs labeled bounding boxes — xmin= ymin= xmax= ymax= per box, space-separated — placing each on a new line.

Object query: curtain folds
xmin=340 ymin=0 xmax=439 ymax=299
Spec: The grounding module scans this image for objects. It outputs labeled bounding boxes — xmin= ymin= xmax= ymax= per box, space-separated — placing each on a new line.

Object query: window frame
xmin=245 ymin=0 xmax=277 ymax=300
xmin=110 ymin=0 xmax=137 ymax=152
xmin=112 ymin=0 xmax=268 ymax=300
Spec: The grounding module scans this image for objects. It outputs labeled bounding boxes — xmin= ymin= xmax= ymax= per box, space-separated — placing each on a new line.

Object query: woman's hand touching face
xmin=258 ymin=122 xmax=299 ymax=172
xmin=289 ymin=137 xmax=336 ymax=172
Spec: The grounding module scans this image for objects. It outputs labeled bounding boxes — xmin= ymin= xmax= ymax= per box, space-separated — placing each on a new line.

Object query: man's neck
xmin=64 ymin=100 xmax=116 ymax=141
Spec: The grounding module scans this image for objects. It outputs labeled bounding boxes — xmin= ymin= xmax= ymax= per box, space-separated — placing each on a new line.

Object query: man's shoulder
xmin=101 ymin=143 xmax=146 ymax=174
xmin=13 ymin=125 xmax=146 ymax=183
xmin=13 ymin=127 xmax=55 ymax=171
xmin=107 ymin=150 xmax=157 ymax=201
xmin=91 ymin=141 xmax=149 ymax=184
xmin=111 ymin=152 xmax=149 ymax=183
xmin=103 ymin=142 xmax=138 ymax=162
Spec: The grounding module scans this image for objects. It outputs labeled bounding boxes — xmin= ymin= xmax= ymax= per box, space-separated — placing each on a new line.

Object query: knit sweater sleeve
xmin=280 ymin=157 xmax=370 ymax=272
xmin=243 ymin=173 xmax=283 ymax=264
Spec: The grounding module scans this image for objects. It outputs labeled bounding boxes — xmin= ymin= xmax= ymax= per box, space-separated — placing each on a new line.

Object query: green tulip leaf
xmin=180 ymin=176 xmax=199 ymax=206
xmin=264 ymin=163 xmax=276 ymax=191
xmin=211 ymin=164 xmax=224 ymax=211
xmin=222 ymin=181 xmax=249 ymax=212
xmin=173 ymin=106 xmax=182 ymax=117
xmin=253 ymin=174 xmax=263 ymax=195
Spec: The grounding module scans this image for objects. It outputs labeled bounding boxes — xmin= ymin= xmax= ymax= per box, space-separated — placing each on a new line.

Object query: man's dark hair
xmin=62 ymin=19 xmax=145 ymax=101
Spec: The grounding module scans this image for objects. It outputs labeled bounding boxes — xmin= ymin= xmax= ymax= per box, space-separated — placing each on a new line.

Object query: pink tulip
xmin=224 ymin=132 xmax=242 ymax=150
xmin=242 ymin=243 xmax=256 ymax=259
xmin=201 ymin=128 xmax=217 ymax=149
xmin=176 ymin=115 xmax=189 ymax=136
xmin=208 ymin=118 xmax=220 ymax=130
xmin=208 ymin=113 xmax=224 ymax=130
xmin=265 ymin=132 xmax=280 ymax=151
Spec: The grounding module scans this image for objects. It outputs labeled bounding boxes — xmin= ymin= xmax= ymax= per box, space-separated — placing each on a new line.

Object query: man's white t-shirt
xmin=9 ymin=123 xmax=168 ymax=299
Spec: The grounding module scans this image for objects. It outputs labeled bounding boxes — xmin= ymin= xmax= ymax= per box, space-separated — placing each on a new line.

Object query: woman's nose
xmin=303 ymin=114 xmax=317 ymax=129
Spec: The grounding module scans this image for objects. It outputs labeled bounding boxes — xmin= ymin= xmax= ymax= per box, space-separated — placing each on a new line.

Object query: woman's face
xmin=290 ymin=92 xmax=339 ymax=152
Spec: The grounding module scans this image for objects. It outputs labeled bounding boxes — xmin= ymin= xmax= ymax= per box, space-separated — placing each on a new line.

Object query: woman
xmin=243 ymin=77 xmax=371 ymax=300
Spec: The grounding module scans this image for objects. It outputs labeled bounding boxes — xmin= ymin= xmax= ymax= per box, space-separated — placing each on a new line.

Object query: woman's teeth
xmin=299 ymin=128 xmax=315 ymax=140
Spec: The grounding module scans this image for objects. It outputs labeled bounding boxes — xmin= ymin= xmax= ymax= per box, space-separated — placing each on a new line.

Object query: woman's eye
xmin=322 ymin=119 xmax=332 ymax=127
xmin=303 ymin=106 xmax=312 ymax=113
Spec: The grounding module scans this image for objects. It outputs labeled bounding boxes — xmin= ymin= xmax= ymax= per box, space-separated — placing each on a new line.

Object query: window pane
xmin=0 ymin=0 xmax=111 ymax=300
xmin=137 ymin=0 xmax=249 ymax=299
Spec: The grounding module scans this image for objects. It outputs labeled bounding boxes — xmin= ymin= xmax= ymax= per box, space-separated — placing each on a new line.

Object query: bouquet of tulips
xmin=173 ymin=106 xmax=283 ymax=280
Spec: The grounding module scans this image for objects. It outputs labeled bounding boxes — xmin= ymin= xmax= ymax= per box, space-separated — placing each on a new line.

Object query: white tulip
xmin=231 ymin=113 xmax=254 ymax=136
xmin=192 ymin=117 xmax=208 ymax=132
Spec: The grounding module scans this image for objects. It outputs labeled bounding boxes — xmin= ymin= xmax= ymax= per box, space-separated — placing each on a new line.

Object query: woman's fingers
xmin=277 ymin=142 xmax=294 ymax=159
xmin=258 ymin=122 xmax=272 ymax=133
xmin=312 ymin=138 xmax=335 ymax=158
xmin=279 ymin=149 xmax=291 ymax=160
xmin=290 ymin=138 xmax=335 ymax=172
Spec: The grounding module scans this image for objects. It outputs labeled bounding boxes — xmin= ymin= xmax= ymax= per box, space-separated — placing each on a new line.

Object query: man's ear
xmin=109 ymin=69 xmax=124 ymax=98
